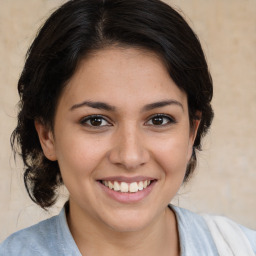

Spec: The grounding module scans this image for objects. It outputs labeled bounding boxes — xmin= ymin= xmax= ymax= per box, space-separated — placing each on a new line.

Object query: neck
xmin=66 ymin=202 xmax=180 ymax=256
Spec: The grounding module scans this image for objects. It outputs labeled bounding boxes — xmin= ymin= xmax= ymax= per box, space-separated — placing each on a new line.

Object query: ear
xmin=187 ymin=112 xmax=201 ymax=160
xmin=190 ymin=114 xmax=201 ymax=143
xmin=34 ymin=121 xmax=57 ymax=161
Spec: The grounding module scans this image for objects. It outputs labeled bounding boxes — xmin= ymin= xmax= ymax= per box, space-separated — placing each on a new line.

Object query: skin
xmin=36 ymin=47 xmax=200 ymax=256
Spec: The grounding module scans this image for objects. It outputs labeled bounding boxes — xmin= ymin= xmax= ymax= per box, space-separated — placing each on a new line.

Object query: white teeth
xmin=129 ymin=182 xmax=139 ymax=193
xmin=138 ymin=181 xmax=144 ymax=191
xmin=120 ymin=182 xmax=129 ymax=192
xmin=114 ymin=181 xmax=120 ymax=191
xmin=108 ymin=181 xmax=114 ymax=189
xmin=102 ymin=180 xmax=152 ymax=193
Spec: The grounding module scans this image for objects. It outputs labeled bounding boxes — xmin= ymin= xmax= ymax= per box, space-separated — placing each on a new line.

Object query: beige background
xmin=0 ymin=0 xmax=255 ymax=242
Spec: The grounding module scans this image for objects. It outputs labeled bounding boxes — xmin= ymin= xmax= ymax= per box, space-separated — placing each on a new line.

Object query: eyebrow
xmin=142 ymin=100 xmax=184 ymax=112
xmin=70 ymin=99 xmax=183 ymax=112
xmin=70 ymin=101 xmax=116 ymax=111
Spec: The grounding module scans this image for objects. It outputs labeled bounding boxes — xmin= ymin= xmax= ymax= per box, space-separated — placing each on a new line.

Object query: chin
xmin=107 ymin=219 xmax=149 ymax=233
xmin=102 ymin=208 xmax=157 ymax=233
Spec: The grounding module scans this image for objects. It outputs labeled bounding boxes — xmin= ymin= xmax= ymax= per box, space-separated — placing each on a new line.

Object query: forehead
xmin=59 ymin=47 xmax=187 ymax=111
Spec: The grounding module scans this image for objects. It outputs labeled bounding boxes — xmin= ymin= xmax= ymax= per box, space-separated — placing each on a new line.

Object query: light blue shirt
xmin=1 ymin=205 xmax=255 ymax=255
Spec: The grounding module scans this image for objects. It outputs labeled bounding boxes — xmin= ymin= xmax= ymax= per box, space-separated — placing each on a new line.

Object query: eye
xmin=80 ymin=115 xmax=111 ymax=127
xmin=146 ymin=114 xmax=175 ymax=126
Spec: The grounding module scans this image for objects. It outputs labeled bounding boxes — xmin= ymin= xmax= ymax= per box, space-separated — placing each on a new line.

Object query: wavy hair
xmin=12 ymin=0 xmax=214 ymax=209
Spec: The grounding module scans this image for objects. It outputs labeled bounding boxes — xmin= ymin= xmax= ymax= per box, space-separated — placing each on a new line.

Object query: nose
xmin=108 ymin=125 xmax=150 ymax=170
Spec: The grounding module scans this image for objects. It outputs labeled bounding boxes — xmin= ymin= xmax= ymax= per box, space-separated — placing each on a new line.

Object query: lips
xmin=97 ymin=176 xmax=156 ymax=203
xmin=101 ymin=180 xmax=151 ymax=193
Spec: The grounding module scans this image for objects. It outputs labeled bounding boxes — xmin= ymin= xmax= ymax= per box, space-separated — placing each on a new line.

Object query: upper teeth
xmin=102 ymin=180 xmax=151 ymax=193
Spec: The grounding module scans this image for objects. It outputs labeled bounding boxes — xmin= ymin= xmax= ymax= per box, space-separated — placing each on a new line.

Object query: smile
xmin=100 ymin=180 xmax=152 ymax=193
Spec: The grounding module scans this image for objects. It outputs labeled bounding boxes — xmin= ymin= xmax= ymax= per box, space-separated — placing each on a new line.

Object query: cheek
xmin=54 ymin=133 xmax=108 ymax=179
xmin=151 ymin=135 xmax=191 ymax=175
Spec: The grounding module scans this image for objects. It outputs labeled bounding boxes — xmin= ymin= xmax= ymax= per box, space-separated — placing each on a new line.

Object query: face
xmin=37 ymin=47 xmax=198 ymax=232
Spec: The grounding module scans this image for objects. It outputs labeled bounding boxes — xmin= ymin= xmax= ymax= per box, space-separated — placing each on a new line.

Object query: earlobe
xmin=34 ymin=121 xmax=57 ymax=161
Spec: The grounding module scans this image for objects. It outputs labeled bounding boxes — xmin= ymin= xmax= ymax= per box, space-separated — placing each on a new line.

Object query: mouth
xmin=99 ymin=180 xmax=153 ymax=193
xmin=97 ymin=176 xmax=157 ymax=203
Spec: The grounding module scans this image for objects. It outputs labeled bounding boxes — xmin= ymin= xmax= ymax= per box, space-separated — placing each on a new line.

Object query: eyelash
xmin=80 ymin=115 xmax=112 ymax=128
xmin=145 ymin=114 xmax=176 ymax=126
xmin=79 ymin=114 xmax=176 ymax=128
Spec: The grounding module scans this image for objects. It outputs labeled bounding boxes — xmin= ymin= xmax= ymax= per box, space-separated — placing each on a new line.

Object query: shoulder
xmin=0 ymin=214 xmax=60 ymax=256
xmin=170 ymin=205 xmax=256 ymax=255
xmin=203 ymin=214 xmax=256 ymax=255
xmin=170 ymin=205 xmax=219 ymax=255
xmin=239 ymin=224 xmax=256 ymax=251
xmin=0 ymin=207 xmax=81 ymax=256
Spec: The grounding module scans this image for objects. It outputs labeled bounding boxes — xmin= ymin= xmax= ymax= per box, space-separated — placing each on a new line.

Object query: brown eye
xmin=151 ymin=116 xmax=165 ymax=125
xmin=80 ymin=115 xmax=110 ymax=127
xmin=90 ymin=117 xmax=103 ymax=126
xmin=146 ymin=114 xmax=175 ymax=126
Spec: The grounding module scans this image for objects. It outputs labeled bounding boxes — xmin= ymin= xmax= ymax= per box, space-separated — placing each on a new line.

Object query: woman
xmin=0 ymin=0 xmax=255 ymax=255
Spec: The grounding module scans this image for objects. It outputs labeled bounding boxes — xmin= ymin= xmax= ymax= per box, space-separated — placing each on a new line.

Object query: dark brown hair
xmin=12 ymin=0 xmax=214 ymax=209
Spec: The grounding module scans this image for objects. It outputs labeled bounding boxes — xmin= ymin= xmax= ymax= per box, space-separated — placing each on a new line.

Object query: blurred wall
xmin=0 ymin=0 xmax=255 ymax=242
